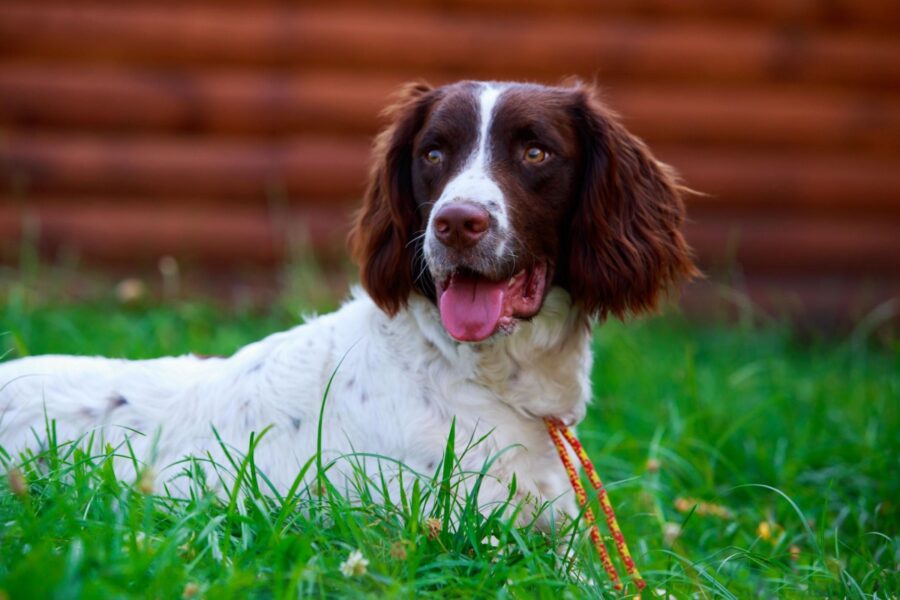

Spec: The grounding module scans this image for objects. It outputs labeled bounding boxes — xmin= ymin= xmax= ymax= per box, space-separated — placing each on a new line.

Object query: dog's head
xmin=350 ymin=80 xmax=697 ymax=342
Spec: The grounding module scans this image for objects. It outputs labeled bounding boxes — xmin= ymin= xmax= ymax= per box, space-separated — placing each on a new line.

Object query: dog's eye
xmin=425 ymin=149 xmax=444 ymax=165
xmin=523 ymin=147 xmax=548 ymax=164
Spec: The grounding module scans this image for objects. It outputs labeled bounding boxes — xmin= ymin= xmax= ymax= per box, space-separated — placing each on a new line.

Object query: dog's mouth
xmin=434 ymin=262 xmax=551 ymax=342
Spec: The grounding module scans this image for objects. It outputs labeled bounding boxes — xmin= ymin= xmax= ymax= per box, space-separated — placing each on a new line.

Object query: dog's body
xmin=1 ymin=290 xmax=588 ymax=516
xmin=0 ymin=80 xmax=694 ymax=523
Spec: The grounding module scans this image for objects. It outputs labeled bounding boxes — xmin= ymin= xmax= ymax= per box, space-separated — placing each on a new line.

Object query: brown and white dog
xmin=0 ymin=80 xmax=695 ymax=523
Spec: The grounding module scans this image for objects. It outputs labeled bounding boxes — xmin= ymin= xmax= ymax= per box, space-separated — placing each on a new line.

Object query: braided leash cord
xmin=545 ymin=417 xmax=647 ymax=594
xmin=545 ymin=419 xmax=623 ymax=590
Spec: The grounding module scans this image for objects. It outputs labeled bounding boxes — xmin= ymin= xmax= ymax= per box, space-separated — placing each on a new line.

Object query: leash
xmin=544 ymin=417 xmax=646 ymax=595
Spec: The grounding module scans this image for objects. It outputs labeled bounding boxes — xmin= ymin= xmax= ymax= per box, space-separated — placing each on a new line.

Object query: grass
xmin=0 ymin=280 xmax=898 ymax=598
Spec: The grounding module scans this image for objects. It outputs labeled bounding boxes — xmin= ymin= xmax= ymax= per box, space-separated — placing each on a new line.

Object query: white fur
xmin=0 ymin=287 xmax=591 ymax=523
xmin=425 ymin=83 xmax=511 ymax=261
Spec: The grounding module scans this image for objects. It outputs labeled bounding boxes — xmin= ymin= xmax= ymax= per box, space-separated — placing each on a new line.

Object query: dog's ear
xmin=349 ymin=82 xmax=436 ymax=315
xmin=564 ymin=84 xmax=698 ymax=319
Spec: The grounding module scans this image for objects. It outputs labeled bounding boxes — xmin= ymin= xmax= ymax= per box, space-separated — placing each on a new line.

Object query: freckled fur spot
xmin=109 ymin=394 xmax=128 ymax=408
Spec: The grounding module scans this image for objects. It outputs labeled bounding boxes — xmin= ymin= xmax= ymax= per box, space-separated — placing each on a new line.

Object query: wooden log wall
xmin=1 ymin=1 xmax=898 ymax=318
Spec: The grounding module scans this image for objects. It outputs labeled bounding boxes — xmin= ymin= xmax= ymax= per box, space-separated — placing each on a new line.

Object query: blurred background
xmin=1 ymin=1 xmax=898 ymax=326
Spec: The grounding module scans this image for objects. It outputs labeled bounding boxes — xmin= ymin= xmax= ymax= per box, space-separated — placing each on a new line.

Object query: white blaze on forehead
xmin=427 ymin=83 xmax=510 ymax=255
xmin=476 ymin=85 xmax=502 ymax=166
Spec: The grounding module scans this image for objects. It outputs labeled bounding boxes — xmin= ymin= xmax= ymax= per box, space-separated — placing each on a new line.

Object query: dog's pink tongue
xmin=439 ymin=273 xmax=507 ymax=342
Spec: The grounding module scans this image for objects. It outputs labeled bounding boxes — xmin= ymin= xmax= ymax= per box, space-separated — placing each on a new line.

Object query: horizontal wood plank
xmin=0 ymin=203 xmax=348 ymax=264
xmin=685 ymin=215 xmax=900 ymax=274
xmin=1 ymin=4 xmax=898 ymax=88
xmin=0 ymin=67 xmax=398 ymax=137
xmin=1 ymin=134 xmax=371 ymax=200
xmin=49 ymin=0 xmax=900 ymax=32
xmin=661 ymin=150 xmax=900 ymax=213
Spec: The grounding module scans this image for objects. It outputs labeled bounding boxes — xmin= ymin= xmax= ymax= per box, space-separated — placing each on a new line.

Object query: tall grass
xmin=1 ymin=412 xmax=600 ymax=598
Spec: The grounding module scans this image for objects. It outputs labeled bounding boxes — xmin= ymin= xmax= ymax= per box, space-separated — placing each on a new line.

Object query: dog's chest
xmin=301 ymin=326 xmax=585 ymax=480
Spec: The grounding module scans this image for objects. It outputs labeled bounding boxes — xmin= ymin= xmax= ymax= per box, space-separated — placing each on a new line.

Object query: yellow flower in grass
xmin=339 ymin=549 xmax=369 ymax=578
xmin=757 ymin=520 xmax=784 ymax=544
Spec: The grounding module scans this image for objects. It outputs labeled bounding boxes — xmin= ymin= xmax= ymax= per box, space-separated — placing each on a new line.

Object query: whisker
xmin=413 ymin=253 xmax=432 ymax=285
xmin=405 ymin=230 xmax=428 ymax=249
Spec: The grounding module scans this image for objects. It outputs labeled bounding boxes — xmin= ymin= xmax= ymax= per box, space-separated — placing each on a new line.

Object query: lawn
xmin=1 ymin=283 xmax=897 ymax=598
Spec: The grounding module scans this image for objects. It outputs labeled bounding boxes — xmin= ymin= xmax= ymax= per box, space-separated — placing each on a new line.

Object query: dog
xmin=0 ymin=80 xmax=695 ymax=524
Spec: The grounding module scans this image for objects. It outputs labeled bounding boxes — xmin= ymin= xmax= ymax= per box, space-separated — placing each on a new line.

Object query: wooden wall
xmin=1 ymin=1 xmax=898 ymax=318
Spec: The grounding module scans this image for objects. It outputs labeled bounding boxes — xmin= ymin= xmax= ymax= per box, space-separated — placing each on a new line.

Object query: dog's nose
xmin=433 ymin=203 xmax=490 ymax=250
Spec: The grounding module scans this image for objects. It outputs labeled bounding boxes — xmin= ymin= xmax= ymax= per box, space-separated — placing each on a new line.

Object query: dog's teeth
xmin=509 ymin=278 xmax=515 ymax=285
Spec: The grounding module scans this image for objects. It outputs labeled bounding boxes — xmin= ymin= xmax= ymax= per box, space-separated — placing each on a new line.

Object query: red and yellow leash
xmin=544 ymin=417 xmax=646 ymax=595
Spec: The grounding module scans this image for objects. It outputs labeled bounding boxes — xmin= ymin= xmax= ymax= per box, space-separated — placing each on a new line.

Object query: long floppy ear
xmin=349 ymin=82 xmax=436 ymax=315
xmin=565 ymin=85 xmax=698 ymax=320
